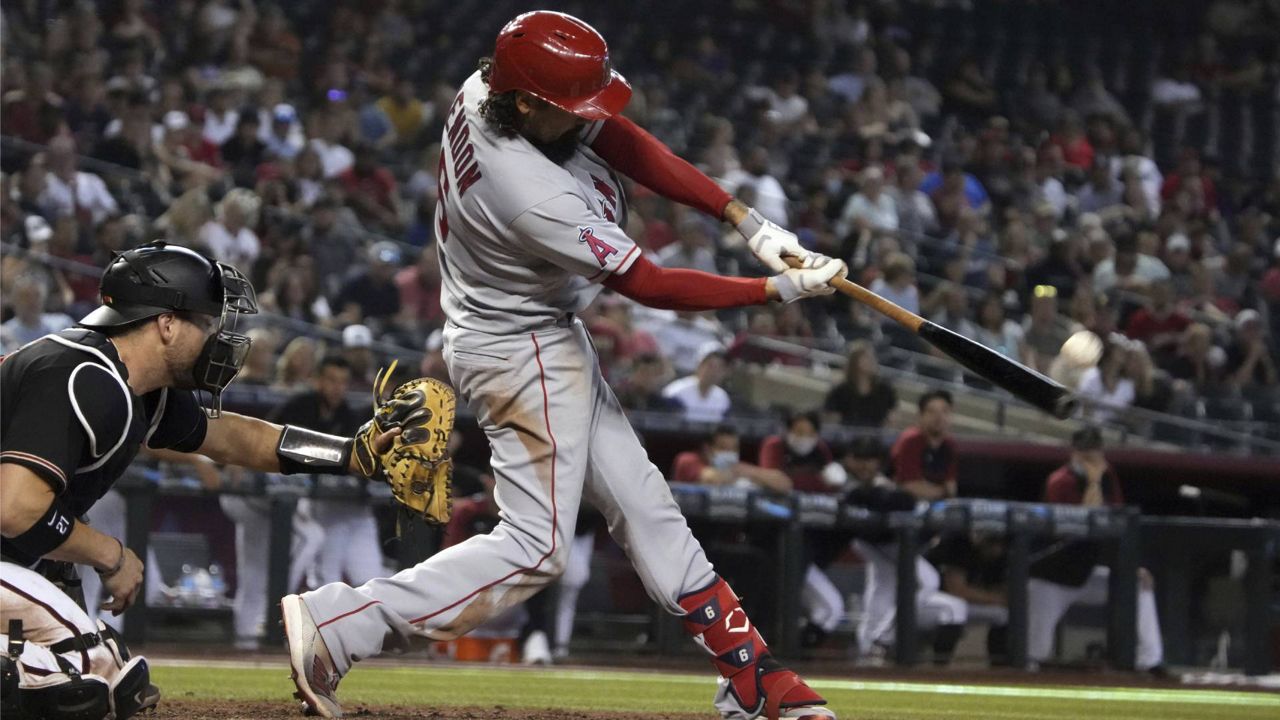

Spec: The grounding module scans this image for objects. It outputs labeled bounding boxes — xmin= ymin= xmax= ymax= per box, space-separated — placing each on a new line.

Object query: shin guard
xmin=678 ymin=578 xmax=829 ymax=719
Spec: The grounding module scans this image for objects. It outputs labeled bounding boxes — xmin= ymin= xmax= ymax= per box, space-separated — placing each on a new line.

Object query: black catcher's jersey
xmin=0 ymin=328 xmax=208 ymax=565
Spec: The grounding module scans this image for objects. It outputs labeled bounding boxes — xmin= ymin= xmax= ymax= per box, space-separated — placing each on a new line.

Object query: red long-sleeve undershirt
xmin=603 ymin=255 xmax=767 ymax=311
xmin=590 ymin=115 xmax=733 ymax=220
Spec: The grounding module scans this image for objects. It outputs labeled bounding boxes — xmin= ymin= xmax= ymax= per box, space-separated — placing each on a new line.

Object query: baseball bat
xmin=784 ymin=257 xmax=1077 ymax=419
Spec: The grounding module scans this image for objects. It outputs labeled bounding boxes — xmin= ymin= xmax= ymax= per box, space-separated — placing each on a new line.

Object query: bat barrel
xmin=917 ymin=322 xmax=1077 ymax=419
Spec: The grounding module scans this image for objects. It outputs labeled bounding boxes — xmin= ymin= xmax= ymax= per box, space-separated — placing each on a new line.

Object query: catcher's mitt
xmin=353 ymin=360 xmax=457 ymax=524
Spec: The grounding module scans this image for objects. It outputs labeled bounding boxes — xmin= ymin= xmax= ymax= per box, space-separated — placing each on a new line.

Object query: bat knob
xmin=1052 ymin=393 xmax=1079 ymax=420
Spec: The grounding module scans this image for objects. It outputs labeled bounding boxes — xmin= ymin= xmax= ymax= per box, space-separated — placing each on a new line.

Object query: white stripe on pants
xmin=1027 ymin=565 xmax=1163 ymax=670
xmin=302 ymin=321 xmax=715 ymax=674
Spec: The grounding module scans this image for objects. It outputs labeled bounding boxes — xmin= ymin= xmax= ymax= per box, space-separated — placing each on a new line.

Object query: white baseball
xmin=1059 ymin=331 xmax=1103 ymax=367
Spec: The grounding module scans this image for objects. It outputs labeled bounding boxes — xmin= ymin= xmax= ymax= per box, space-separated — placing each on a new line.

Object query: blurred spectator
xmin=671 ymin=425 xmax=791 ymax=493
xmin=0 ymin=273 xmax=74 ymax=353
xmin=1032 ymin=427 xmax=1164 ymax=672
xmin=309 ymin=110 xmax=355 ymax=178
xmin=869 ymin=252 xmax=919 ymax=317
xmin=339 ymin=145 xmax=402 ymax=229
xmin=1162 ymin=233 xmax=1196 ymax=297
xmin=889 ymin=154 xmax=937 ymax=248
xmin=220 ymin=112 xmax=268 ymax=187
xmin=197 ymin=188 xmax=261 ymax=270
xmin=758 ymin=410 xmax=845 ymax=494
xmin=237 ymin=328 xmax=281 ymax=386
xmin=943 ymin=57 xmax=997 ymax=127
xmin=823 ymin=340 xmax=898 ymax=428
xmin=39 ymin=135 xmax=119 ymax=226
xmin=1092 ymin=232 xmax=1169 ymax=295
xmin=891 ymin=389 xmax=957 ymax=500
xmin=2 ymin=61 xmax=65 ymax=143
xmin=723 ymin=147 xmax=789 ymax=226
xmin=1224 ymin=309 xmax=1277 ymax=391
xmin=1076 ymin=158 xmax=1124 ymax=215
xmin=334 ymin=241 xmax=404 ymax=327
xmin=835 ymin=165 xmax=897 ymax=246
xmin=662 ymin=349 xmax=731 ymax=423
xmin=341 ymin=324 xmax=375 ymax=388
xmin=656 ymin=215 xmax=718 ymax=273
xmin=1123 ymin=280 xmax=1190 ymax=355
xmin=1077 ymin=337 xmax=1135 ymax=424
xmin=377 ymin=77 xmax=428 ymax=146
xmin=395 ymin=247 xmax=445 ymax=333
xmin=1022 ymin=286 xmax=1075 ymax=373
xmin=274 ymin=336 xmax=320 ymax=391
xmin=202 ymin=87 xmax=240 ymax=146
xmin=1125 ymin=342 xmax=1177 ymax=416
xmin=263 ymin=103 xmax=305 ymax=159
xmin=973 ymin=291 xmax=1025 ymax=360
xmin=642 ymin=310 xmax=729 ymax=375
xmin=615 ymin=352 xmax=680 ymax=413
xmin=1163 ymin=322 xmax=1224 ymax=393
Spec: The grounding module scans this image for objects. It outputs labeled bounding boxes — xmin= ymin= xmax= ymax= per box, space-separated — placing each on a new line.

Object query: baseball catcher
xmin=0 ymin=241 xmax=450 ymax=719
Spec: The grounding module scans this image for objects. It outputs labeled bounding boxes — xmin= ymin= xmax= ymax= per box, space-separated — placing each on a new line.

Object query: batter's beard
xmin=530 ymin=129 xmax=580 ymax=165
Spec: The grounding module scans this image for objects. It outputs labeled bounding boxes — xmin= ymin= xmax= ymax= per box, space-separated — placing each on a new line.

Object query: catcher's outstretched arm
xmin=198 ymin=411 xmax=390 ymax=476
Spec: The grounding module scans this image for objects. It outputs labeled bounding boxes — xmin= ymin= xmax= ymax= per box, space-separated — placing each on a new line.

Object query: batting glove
xmin=736 ymin=208 xmax=817 ymax=273
xmin=772 ymin=255 xmax=848 ymax=303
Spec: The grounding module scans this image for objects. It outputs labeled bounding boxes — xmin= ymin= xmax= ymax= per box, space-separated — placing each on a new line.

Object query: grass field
xmin=151 ymin=660 xmax=1280 ymax=719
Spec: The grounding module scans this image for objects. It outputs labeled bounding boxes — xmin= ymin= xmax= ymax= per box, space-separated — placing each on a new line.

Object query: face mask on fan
xmin=786 ymin=434 xmax=818 ymax=456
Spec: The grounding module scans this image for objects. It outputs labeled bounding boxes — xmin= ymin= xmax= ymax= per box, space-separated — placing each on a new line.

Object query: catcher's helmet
xmin=80 ymin=241 xmax=258 ymax=416
xmin=487 ymin=11 xmax=631 ymax=120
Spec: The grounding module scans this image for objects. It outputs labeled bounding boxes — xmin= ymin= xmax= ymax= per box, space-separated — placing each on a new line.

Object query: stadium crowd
xmin=2 ymin=0 xmax=1275 ymax=670
xmin=2 ymin=0 xmax=1279 ymax=445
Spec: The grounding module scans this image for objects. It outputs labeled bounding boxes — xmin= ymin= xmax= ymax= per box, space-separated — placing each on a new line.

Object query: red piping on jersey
xmin=604 ymin=254 xmax=768 ymax=311
xmin=590 ymin=115 xmax=733 ymax=220
xmin=2 ymin=580 xmax=90 ymax=673
xmin=315 ymin=600 xmax=382 ymax=630
xmin=406 ymin=332 xmax=559 ymax=626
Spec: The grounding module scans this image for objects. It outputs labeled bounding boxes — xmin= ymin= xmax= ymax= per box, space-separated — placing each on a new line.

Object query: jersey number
xmin=435 ymin=153 xmax=450 ymax=243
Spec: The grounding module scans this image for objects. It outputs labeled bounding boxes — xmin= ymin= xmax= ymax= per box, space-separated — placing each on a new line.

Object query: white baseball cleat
xmin=281 ymin=594 xmax=343 ymax=718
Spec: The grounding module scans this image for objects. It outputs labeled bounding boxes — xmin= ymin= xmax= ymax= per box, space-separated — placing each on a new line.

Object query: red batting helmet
xmin=487 ymin=11 xmax=632 ymax=121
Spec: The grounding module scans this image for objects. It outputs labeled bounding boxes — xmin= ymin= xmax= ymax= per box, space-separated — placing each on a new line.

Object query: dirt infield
xmin=150 ymin=699 xmax=699 ymax=719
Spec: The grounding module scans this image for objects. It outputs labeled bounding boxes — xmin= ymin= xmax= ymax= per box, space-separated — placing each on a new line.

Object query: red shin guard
xmin=678 ymin=578 xmax=828 ymax=719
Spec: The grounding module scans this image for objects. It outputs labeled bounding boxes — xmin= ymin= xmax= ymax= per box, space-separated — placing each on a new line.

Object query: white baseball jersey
xmin=436 ymin=71 xmax=639 ymax=334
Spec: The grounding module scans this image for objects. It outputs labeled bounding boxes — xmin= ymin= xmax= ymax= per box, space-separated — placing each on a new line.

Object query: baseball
xmin=1059 ymin=330 xmax=1103 ymax=367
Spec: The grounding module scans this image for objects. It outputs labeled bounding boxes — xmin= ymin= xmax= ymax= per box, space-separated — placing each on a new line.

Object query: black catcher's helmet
xmin=80 ymin=241 xmax=259 ymax=416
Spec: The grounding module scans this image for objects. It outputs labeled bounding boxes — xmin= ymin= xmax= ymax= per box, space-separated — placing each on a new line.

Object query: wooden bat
xmin=784 ymin=257 xmax=1077 ymax=419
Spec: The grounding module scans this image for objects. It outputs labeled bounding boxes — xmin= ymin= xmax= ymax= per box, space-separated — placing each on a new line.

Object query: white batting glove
xmin=772 ymin=255 xmax=847 ymax=303
xmin=736 ymin=208 xmax=817 ymax=272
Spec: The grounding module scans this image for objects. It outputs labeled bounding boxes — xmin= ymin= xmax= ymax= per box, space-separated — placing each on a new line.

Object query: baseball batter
xmin=284 ymin=11 xmax=847 ymax=720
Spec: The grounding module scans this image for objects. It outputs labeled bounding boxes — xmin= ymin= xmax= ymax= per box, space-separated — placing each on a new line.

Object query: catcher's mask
xmin=79 ymin=241 xmax=259 ymax=417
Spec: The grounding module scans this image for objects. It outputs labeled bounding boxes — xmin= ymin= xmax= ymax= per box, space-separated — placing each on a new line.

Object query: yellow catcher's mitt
xmin=353 ymin=360 xmax=457 ymax=524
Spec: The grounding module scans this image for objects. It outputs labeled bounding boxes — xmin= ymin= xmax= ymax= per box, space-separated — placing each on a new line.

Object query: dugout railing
xmin=109 ymin=468 xmax=1278 ymax=676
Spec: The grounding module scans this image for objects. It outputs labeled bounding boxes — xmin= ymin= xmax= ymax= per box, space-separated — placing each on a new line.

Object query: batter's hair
xmin=477 ymin=57 xmax=522 ymax=136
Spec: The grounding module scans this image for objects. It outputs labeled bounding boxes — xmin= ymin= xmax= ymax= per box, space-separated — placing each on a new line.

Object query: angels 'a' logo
xmin=578 ymin=226 xmax=618 ymax=267
xmin=723 ymin=607 xmax=750 ymax=634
